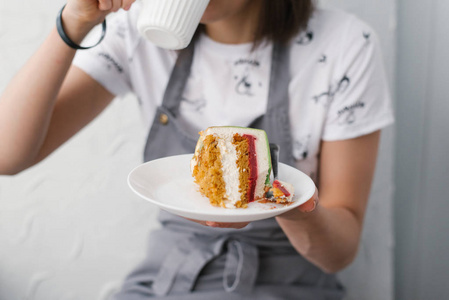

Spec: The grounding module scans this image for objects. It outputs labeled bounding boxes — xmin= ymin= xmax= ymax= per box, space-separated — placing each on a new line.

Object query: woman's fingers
xmin=98 ymin=0 xmax=135 ymax=12
xmin=298 ymin=188 xmax=319 ymax=213
xmin=205 ymin=221 xmax=249 ymax=229
xmin=184 ymin=218 xmax=249 ymax=229
xmin=110 ymin=0 xmax=122 ymax=12
xmin=98 ymin=0 xmax=112 ymax=11
xmin=122 ymin=0 xmax=135 ymax=10
xmin=185 ymin=191 xmax=319 ymax=228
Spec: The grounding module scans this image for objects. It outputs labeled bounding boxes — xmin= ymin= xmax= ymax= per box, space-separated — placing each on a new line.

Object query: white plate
xmin=128 ymin=154 xmax=316 ymax=222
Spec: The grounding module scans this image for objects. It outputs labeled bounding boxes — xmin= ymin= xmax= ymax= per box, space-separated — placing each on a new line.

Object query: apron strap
xmin=223 ymin=239 xmax=259 ymax=294
xmin=151 ymin=238 xmax=191 ymax=296
xmin=152 ymin=237 xmax=259 ymax=296
xmin=161 ymin=44 xmax=195 ymax=117
xmin=267 ymin=42 xmax=290 ymax=112
xmin=152 ymin=236 xmax=225 ymax=296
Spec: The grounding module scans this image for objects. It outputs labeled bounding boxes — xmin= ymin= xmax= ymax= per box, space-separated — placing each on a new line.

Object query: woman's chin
xmin=199 ymin=16 xmax=219 ymax=25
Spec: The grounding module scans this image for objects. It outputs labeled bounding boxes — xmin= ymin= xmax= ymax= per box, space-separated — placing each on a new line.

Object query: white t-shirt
xmin=73 ymin=4 xmax=394 ymax=180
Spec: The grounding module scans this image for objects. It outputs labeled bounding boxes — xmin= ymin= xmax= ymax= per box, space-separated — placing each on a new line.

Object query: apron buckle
xmin=159 ymin=113 xmax=169 ymax=125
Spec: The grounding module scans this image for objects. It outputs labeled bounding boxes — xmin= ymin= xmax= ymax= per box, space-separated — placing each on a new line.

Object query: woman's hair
xmin=254 ymin=0 xmax=315 ymax=47
xmin=196 ymin=0 xmax=315 ymax=48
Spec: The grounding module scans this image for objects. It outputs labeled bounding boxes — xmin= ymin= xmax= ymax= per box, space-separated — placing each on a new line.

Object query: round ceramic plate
xmin=128 ymin=154 xmax=316 ymax=222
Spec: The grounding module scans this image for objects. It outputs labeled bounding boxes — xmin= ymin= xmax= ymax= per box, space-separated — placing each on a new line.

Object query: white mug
xmin=137 ymin=0 xmax=210 ymax=50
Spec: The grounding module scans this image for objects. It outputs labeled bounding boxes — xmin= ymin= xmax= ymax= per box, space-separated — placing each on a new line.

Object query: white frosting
xmin=255 ymin=151 xmax=269 ymax=199
xmin=190 ymin=156 xmax=197 ymax=173
xmin=215 ymin=133 xmax=240 ymax=208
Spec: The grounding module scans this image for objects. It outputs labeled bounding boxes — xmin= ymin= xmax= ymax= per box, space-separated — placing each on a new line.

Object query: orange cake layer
xmin=192 ymin=135 xmax=227 ymax=207
xmin=232 ymin=134 xmax=250 ymax=208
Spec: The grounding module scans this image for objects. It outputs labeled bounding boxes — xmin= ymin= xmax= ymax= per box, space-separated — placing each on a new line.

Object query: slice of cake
xmin=268 ymin=180 xmax=295 ymax=203
xmin=191 ymin=126 xmax=271 ymax=208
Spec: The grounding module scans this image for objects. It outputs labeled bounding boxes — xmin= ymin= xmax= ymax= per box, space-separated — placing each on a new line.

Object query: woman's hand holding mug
xmin=61 ymin=0 xmax=136 ymax=44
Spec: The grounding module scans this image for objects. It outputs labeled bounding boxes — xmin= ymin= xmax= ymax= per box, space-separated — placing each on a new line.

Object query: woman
xmin=0 ymin=0 xmax=394 ymax=299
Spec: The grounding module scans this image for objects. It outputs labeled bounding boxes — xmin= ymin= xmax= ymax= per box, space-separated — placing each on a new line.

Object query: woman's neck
xmin=205 ymin=18 xmax=256 ymax=44
xmin=203 ymin=1 xmax=261 ymax=44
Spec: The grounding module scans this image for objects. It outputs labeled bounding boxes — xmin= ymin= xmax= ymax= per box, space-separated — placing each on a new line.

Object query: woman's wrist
xmin=60 ymin=7 xmax=101 ymax=45
xmin=277 ymin=202 xmax=321 ymax=223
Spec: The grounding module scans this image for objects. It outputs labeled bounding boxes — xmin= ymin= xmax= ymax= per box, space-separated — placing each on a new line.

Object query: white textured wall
xmin=0 ymin=1 xmax=158 ymax=299
xmin=395 ymin=0 xmax=449 ymax=299
xmin=0 ymin=1 xmax=396 ymax=299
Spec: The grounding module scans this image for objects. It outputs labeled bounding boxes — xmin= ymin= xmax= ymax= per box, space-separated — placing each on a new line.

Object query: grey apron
xmin=114 ymin=40 xmax=344 ymax=300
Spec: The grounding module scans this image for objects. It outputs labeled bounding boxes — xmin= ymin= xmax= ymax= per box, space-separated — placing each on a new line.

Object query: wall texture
xmin=0 ymin=1 xmax=398 ymax=299
xmin=395 ymin=0 xmax=449 ymax=299
xmin=0 ymin=2 xmax=156 ymax=299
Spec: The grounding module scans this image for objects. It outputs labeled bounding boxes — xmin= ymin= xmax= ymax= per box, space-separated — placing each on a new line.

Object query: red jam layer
xmin=273 ymin=180 xmax=291 ymax=197
xmin=243 ymin=134 xmax=258 ymax=202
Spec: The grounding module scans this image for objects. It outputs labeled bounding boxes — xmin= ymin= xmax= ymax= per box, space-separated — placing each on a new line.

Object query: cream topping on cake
xmin=216 ymin=135 xmax=240 ymax=208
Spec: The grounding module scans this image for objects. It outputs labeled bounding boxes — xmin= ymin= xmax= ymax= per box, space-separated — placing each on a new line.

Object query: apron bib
xmin=114 ymin=40 xmax=344 ymax=300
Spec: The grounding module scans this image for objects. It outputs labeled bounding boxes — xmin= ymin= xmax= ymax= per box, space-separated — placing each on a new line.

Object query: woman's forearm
xmin=276 ymin=202 xmax=361 ymax=274
xmin=0 ymin=12 xmax=94 ymax=174
xmin=278 ymin=133 xmax=380 ymax=273
xmin=0 ymin=29 xmax=78 ymax=174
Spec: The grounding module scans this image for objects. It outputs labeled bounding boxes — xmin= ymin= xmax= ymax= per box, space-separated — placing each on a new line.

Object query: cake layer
xmin=191 ymin=134 xmax=227 ymax=207
xmin=242 ymin=134 xmax=257 ymax=202
xmin=191 ymin=126 xmax=272 ymax=208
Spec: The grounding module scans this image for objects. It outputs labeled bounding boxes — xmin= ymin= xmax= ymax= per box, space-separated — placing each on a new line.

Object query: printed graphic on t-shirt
xmin=319 ymin=54 xmax=327 ymax=64
xmin=181 ymin=79 xmax=207 ymax=113
xmin=363 ymin=31 xmax=371 ymax=45
xmin=297 ymin=29 xmax=314 ymax=45
xmin=181 ymin=96 xmax=207 ymax=113
xmin=233 ymin=58 xmax=263 ymax=97
xmin=337 ymin=101 xmax=365 ymax=125
xmin=115 ymin=20 xmax=127 ymax=39
xmin=98 ymin=52 xmax=124 ymax=73
xmin=293 ymin=135 xmax=311 ymax=160
xmin=312 ymin=74 xmax=350 ymax=107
